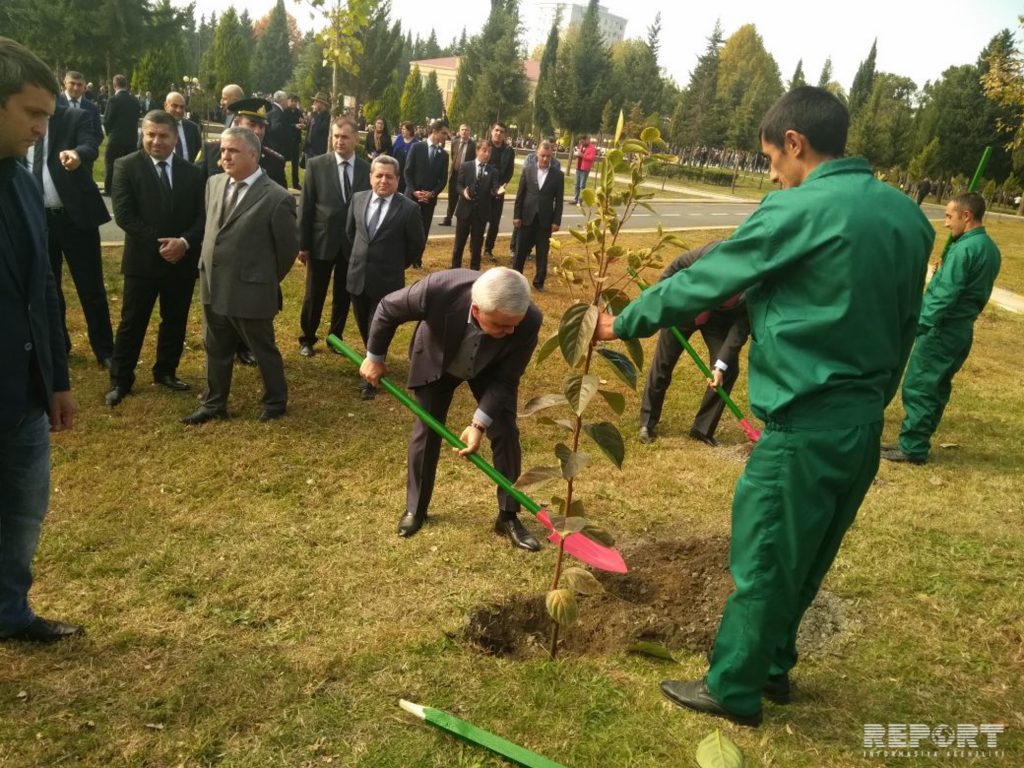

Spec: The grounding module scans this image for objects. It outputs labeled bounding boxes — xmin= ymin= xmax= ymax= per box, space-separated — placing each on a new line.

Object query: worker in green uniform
xmin=883 ymin=192 xmax=1002 ymax=464
xmin=595 ymin=87 xmax=935 ymax=727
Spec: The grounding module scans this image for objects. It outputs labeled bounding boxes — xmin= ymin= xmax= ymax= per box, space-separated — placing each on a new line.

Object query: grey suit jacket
xmin=367 ymin=269 xmax=542 ymax=417
xmin=299 ymin=152 xmax=371 ymax=262
xmin=199 ymin=171 xmax=297 ymax=319
xmin=345 ymin=190 xmax=425 ymax=297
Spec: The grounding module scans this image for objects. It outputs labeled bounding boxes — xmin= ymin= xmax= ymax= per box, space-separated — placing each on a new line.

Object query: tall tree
xmin=423 ymin=29 xmax=442 ymax=59
xmin=288 ymin=30 xmax=330 ymax=104
xmin=554 ymin=0 xmax=612 ymax=134
xmin=251 ymin=0 xmax=293 ymax=93
xmin=463 ymin=0 xmax=528 ymax=127
xmin=399 ymin=64 xmax=426 ymax=123
xmin=646 ymin=11 xmax=662 ymax=61
xmin=533 ymin=17 xmax=560 ymax=135
xmin=717 ymin=24 xmax=783 ymax=149
xmin=981 ymin=25 xmax=1024 ymax=160
xmin=300 ymin=0 xmax=376 ymax=108
xmin=212 ymin=7 xmax=250 ymax=92
xmin=789 ymin=59 xmax=806 ymax=90
xmin=817 ymin=56 xmax=833 ymax=88
xmin=611 ymin=39 xmax=663 ymax=118
xmin=848 ymin=39 xmax=877 ymax=116
xmin=132 ymin=0 xmax=189 ymax=98
xmin=342 ymin=0 xmax=404 ymax=117
xmin=847 ymin=73 xmax=917 ymax=169
xmin=671 ymin=20 xmax=725 ymax=147
xmin=422 ymin=70 xmax=444 ymax=120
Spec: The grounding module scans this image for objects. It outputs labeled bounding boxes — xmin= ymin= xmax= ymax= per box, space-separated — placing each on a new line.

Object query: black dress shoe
xmin=236 ymin=349 xmax=258 ymax=366
xmin=361 ymin=384 xmax=377 ymax=400
xmin=762 ymin=673 xmax=791 ymax=705
xmin=180 ymin=408 xmax=227 ymax=426
xmin=494 ymin=516 xmax=540 ymax=552
xmin=688 ymin=428 xmax=720 ymax=448
xmin=398 ymin=510 xmax=425 ymax=537
xmin=154 ymin=374 xmax=189 ymax=391
xmin=258 ymin=408 xmax=285 ymax=422
xmin=660 ymin=679 xmax=762 ymax=727
xmin=99 ymin=356 xmax=112 ymax=370
xmin=881 ymin=448 xmax=926 ymax=464
xmin=639 ymin=425 xmax=657 ymax=444
xmin=299 ymin=344 xmax=315 ymax=358
xmin=439 ymin=219 xmax=452 ymax=226
xmin=104 ymin=385 xmax=129 ymax=407
xmin=2 ymin=616 xmax=84 ymax=643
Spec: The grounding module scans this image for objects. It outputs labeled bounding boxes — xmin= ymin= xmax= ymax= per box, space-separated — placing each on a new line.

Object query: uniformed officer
xmin=196 ymin=97 xmax=287 ymax=189
xmin=596 ymin=87 xmax=935 ymax=727
xmin=883 ymin=192 xmax=1002 ymax=464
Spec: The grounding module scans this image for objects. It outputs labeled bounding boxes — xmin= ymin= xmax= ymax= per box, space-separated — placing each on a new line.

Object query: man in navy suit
xmin=162 ymin=91 xmax=201 ymax=163
xmin=451 ymin=140 xmax=497 ymax=271
xmin=0 ymin=37 xmax=82 ymax=643
xmin=28 ymin=96 xmax=115 ymax=367
xmin=58 ymin=70 xmax=103 ymax=148
xmin=106 ymin=110 xmax=206 ymax=406
xmin=103 ymin=74 xmax=141 ymax=195
xmin=403 ymin=120 xmax=449 ymax=267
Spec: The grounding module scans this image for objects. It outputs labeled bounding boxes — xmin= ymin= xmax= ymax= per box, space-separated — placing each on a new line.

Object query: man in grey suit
xmin=297 ymin=116 xmax=370 ymax=357
xmin=181 ymin=127 xmax=297 ymax=425
xmin=346 ymin=155 xmax=425 ymax=399
xmin=359 ymin=268 xmax=542 ymax=551
xmin=512 ymin=140 xmax=564 ymax=291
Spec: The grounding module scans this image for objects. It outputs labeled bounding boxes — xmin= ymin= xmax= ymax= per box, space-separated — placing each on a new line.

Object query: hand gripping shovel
xmin=328 ymin=335 xmax=627 ymax=573
xmin=627 ymin=270 xmax=760 ymax=442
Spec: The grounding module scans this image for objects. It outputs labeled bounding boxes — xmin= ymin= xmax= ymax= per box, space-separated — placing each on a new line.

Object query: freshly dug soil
xmin=464 ymin=535 xmax=855 ymax=659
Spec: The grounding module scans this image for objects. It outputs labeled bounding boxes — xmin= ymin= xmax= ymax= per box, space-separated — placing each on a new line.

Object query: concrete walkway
xmin=990 ymin=286 xmax=1024 ymax=314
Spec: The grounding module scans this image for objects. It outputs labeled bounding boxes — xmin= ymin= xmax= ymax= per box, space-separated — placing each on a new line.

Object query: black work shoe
xmin=361 ymin=384 xmax=377 ymax=401
xmin=398 ymin=510 xmax=425 ymax=537
xmin=258 ymin=408 xmax=285 ymax=422
xmin=154 ymin=374 xmax=189 ymax=391
xmin=236 ymin=349 xmax=258 ymax=366
xmin=104 ymin=386 xmax=129 ymax=407
xmin=688 ymin=428 xmax=720 ymax=448
xmin=180 ymin=408 xmax=227 ymax=426
xmin=494 ymin=516 xmax=540 ymax=552
xmin=299 ymin=343 xmax=315 ymax=358
xmin=639 ymin=426 xmax=656 ymax=444
xmin=660 ymin=679 xmax=762 ymax=727
xmin=881 ymin=448 xmax=926 ymax=464
xmin=762 ymin=673 xmax=791 ymax=705
xmin=2 ymin=617 xmax=84 ymax=643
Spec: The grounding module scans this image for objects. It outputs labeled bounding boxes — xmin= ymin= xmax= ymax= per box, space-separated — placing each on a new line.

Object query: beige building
xmin=410 ymin=56 xmax=542 ymax=112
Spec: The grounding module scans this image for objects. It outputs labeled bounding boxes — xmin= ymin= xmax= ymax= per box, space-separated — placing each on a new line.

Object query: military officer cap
xmin=231 ymin=97 xmax=273 ymax=125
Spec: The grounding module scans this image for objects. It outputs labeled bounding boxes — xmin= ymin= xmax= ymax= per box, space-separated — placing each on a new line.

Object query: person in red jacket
xmin=572 ymin=135 xmax=597 ymax=204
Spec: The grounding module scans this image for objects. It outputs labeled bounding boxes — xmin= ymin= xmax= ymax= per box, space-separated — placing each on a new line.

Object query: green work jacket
xmin=919 ymin=227 xmax=1001 ymax=332
xmin=614 ymin=157 xmax=935 ymax=429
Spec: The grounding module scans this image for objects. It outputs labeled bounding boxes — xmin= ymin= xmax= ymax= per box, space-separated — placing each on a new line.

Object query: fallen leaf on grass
xmin=626 ymin=640 xmax=677 ymax=661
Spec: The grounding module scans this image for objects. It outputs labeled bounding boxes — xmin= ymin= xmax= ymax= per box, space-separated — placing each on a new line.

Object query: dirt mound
xmin=464 ymin=536 xmax=855 ymax=659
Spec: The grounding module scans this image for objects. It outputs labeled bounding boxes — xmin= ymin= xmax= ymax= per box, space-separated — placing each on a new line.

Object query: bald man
xmin=220 ymin=84 xmax=244 ymax=127
xmin=162 ymin=92 xmax=200 ymax=162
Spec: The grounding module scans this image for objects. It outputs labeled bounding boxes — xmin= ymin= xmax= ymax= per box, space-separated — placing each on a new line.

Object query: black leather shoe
xmin=494 ymin=516 xmax=540 ymax=552
xmin=258 ymin=408 xmax=285 ymax=422
xmin=104 ymin=385 xmax=129 ymax=407
xmin=485 ymin=250 xmax=496 ymax=262
xmin=660 ymin=679 xmax=762 ymax=727
xmin=154 ymin=374 xmax=189 ymax=391
xmin=762 ymin=673 xmax=791 ymax=705
xmin=236 ymin=349 xmax=258 ymax=366
xmin=639 ymin=425 xmax=657 ymax=444
xmin=881 ymin=448 xmax=926 ymax=464
xmin=99 ymin=356 xmax=112 ymax=370
xmin=361 ymin=384 xmax=377 ymax=401
xmin=439 ymin=219 xmax=451 ymax=226
xmin=398 ymin=510 xmax=425 ymax=537
xmin=688 ymin=428 xmax=720 ymax=448
xmin=2 ymin=616 xmax=84 ymax=643
xmin=180 ymin=408 xmax=227 ymax=426
xmin=299 ymin=344 xmax=315 ymax=358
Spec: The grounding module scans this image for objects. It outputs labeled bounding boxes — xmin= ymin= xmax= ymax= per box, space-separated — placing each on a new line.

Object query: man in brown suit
xmin=181 ymin=127 xmax=297 ymax=425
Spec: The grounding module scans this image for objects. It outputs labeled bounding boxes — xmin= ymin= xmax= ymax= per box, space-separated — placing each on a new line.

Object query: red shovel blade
xmin=739 ymin=418 xmax=761 ymax=443
xmin=536 ymin=509 xmax=628 ymax=573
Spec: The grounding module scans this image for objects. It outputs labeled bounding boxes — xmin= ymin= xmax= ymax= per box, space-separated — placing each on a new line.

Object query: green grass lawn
xmin=1 ymin=223 xmax=1021 ymax=766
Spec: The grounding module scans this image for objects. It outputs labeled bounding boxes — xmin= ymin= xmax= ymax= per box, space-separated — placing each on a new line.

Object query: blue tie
xmin=368 ymin=197 xmax=384 ymax=238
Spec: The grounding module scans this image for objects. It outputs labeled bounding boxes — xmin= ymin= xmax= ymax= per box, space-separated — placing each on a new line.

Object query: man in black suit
xmin=483 ymin=122 xmax=514 ymax=260
xmin=163 ymin=91 xmax=201 ymax=162
xmin=359 ymin=267 xmax=542 ymax=550
xmin=219 ymin=84 xmax=244 ymax=128
xmin=452 ymin=140 xmax=497 ymax=271
xmin=404 ymin=120 xmax=449 ymax=268
xmin=440 ymin=123 xmax=474 ymax=226
xmin=28 ymin=99 xmax=115 ymax=367
xmin=265 ymin=90 xmax=292 ymax=157
xmin=283 ymin=93 xmax=304 ymax=189
xmin=512 ymin=140 xmax=563 ymax=291
xmin=105 ymin=110 xmax=206 ymax=406
xmin=0 ymin=36 xmax=82 ymax=643
xmin=346 ymin=155 xmax=425 ymax=399
xmin=304 ymin=92 xmax=330 ymax=160
xmin=297 ymin=115 xmax=370 ymax=357
xmin=102 ymin=74 xmax=140 ymax=195
xmin=59 ymin=70 xmax=103 ymax=148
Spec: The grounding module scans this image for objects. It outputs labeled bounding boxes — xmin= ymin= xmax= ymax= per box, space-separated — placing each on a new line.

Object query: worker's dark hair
xmin=759 ymin=86 xmax=848 ymax=157
xmin=951 ymin=192 xmax=985 ymax=221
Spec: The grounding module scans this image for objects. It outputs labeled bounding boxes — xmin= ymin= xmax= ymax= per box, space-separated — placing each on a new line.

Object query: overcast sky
xmin=187 ymin=0 xmax=1022 ymax=92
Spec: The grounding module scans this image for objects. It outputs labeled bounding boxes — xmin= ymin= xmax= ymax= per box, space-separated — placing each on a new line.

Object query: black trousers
xmin=407 ymin=373 xmax=522 ymax=519
xmin=511 ymin=223 xmax=551 ymax=288
xmin=290 ymin=140 xmax=302 ymax=188
xmin=452 ymin=216 xmax=486 ymax=271
xmin=350 ymin=290 xmax=388 ymax=347
xmin=299 ymin=257 xmax=349 ymax=345
xmin=443 ymin=172 xmax=459 ymax=222
xmin=639 ymin=319 xmax=740 ymax=439
xmin=46 ymin=208 xmax=113 ymax=362
xmin=201 ymin=304 xmax=287 ymax=413
xmin=104 ymin=142 xmax=135 ymax=194
xmin=483 ymin=193 xmax=506 ymax=253
xmin=110 ymin=270 xmax=196 ymax=390
xmin=413 ymin=198 xmax=436 ymax=265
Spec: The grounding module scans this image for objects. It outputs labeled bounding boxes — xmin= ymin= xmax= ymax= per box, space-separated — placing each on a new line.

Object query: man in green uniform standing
xmin=883 ymin=192 xmax=1002 ymax=464
xmin=595 ymin=87 xmax=935 ymax=726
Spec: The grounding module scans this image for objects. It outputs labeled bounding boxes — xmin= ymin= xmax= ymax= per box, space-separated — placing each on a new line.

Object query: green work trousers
xmin=898 ymin=326 xmax=973 ymax=460
xmin=706 ymin=421 xmax=882 ymax=716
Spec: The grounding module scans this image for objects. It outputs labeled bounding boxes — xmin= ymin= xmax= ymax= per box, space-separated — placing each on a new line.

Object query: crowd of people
xmin=0 ymin=35 xmax=1005 ymax=734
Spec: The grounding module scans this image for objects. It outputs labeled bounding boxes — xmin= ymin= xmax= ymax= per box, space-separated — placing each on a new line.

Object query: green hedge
xmin=647 ymin=162 xmax=737 ymax=187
